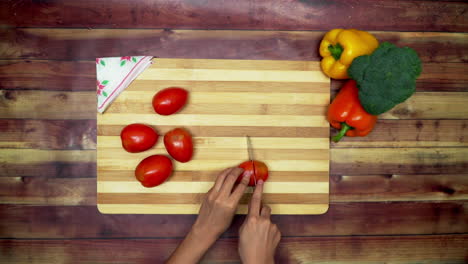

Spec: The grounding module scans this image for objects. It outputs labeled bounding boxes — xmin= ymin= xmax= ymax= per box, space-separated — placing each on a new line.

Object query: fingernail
xmin=243 ymin=172 xmax=251 ymax=179
xmin=258 ymin=180 xmax=264 ymax=185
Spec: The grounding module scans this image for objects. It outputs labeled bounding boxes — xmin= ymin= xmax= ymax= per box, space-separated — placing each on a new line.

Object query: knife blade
xmin=246 ymin=135 xmax=257 ymax=186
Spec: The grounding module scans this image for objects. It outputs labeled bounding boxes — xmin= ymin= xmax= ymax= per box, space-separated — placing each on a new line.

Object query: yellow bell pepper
xmin=319 ymin=29 xmax=379 ymax=79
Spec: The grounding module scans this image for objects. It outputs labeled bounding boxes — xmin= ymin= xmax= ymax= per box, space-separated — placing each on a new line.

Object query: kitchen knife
xmin=246 ymin=135 xmax=258 ymax=186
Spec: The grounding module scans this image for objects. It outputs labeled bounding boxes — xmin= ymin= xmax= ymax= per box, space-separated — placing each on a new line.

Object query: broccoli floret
xmin=348 ymin=42 xmax=422 ymax=115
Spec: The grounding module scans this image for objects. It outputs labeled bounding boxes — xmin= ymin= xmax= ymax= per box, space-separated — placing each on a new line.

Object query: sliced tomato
xmin=164 ymin=128 xmax=194 ymax=162
xmin=237 ymin=160 xmax=269 ymax=186
xmin=152 ymin=87 xmax=188 ymax=115
xmin=120 ymin=123 xmax=158 ymax=153
xmin=135 ymin=155 xmax=173 ymax=187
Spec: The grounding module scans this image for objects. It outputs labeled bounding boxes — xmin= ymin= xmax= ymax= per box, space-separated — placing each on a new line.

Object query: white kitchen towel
xmin=96 ymin=56 xmax=153 ymax=113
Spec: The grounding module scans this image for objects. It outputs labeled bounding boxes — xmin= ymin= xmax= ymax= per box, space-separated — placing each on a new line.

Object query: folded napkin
xmin=96 ymin=56 xmax=153 ymax=113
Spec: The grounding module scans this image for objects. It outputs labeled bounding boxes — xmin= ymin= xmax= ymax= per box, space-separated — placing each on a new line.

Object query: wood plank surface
xmin=1 ymin=174 xmax=467 ymax=206
xmin=3 ymin=90 xmax=467 ymax=120
xmin=0 ymin=90 xmax=95 ymax=119
xmin=0 ymin=119 xmax=96 ymax=150
xmin=330 ymin=147 xmax=468 ymax=175
xmin=0 ymin=60 xmax=94 ymax=91
xmin=3 ymin=147 xmax=467 ymax=177
xmin=1 ymin=0 xmax=466 ymax=32
xmin=2 ymin=119 xmax=467 ymax=151
xmin=332 ymin=120 xmax=468 ymax=148
xmin=1 ymin=235 xmax=467 ymax=264
xmin=1 ymin=0 xmax=467 ymax=262
xmin=1 ymin=29 xmax=467 ymax=62
xmin=0 ymin=162 xmax=96 ymax=178
xmin=0 ymin=202 xmax=466 ymax=238
xmin=97 ymin=58 xmax=330 ymax=214
xmin=3 ymin=60 xmax=467 ymax=92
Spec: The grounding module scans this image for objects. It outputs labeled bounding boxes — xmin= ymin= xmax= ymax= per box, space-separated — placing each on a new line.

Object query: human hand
xmin=238 ymin=180 xmax=281 ymax=264
xmin=192 ymin=167 xmax=250 ymax=241
xmin=167 ymin=167 xmax=250 ymax=264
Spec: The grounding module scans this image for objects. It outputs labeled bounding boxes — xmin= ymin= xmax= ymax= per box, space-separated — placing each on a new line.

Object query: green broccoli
xmin=348 ymin=42 xmax=422 ymax=115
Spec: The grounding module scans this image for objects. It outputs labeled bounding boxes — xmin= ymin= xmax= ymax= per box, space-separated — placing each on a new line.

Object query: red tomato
xmin=135 ymin=155 xmax=173 ymax=187
xmin=152 ymin=87 xmax=188 ymax=115
xmin=237 ymin=160 xmax=269 ymax=186
xmin=120 ymin=123 xmax=158 ymax=153
xmin=164 ymin=128 xmax=194 ymax=163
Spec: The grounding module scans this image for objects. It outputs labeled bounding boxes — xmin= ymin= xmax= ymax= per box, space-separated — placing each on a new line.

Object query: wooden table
xmin=0 ymin=1 xmax=467 ymax=263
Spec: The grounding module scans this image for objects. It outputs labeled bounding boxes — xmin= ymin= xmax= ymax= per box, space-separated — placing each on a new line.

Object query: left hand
xmin=192 ymin=167 xmax=250 ymax=240
xmin=167 ymin=167 xmax=250 ymax=264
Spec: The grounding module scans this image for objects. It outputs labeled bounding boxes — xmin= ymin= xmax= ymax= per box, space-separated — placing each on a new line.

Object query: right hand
xmin=238 ymin=180 xmax=281 ymax=264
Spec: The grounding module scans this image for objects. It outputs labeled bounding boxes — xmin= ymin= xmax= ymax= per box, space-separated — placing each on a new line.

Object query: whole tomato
xmin=237 ymin=160 xmax=269 ymax=186
xmin=152 ymin=87 xmax=188 ymax=115
xmin=120 ymin=123 xmax=158 ymax=153
xmin=135 ymin=155 xmax=173 ymax=187
xmin=164 ymin=128 xmax=194 ymax=163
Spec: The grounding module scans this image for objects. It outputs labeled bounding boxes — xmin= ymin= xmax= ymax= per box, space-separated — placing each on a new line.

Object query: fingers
xmin=230 ymin=171 xmax=251 ymax=204
xmin=274 ymin=228 xmax=281 ymax=245
xmin=219 ymin=167 xmax=244 ymax=196
xmin=248 ymin=179 xmax=264 ymax=217
xmin=260 ymin=204 xmax=271 ymax=219
xmin=212 ymin=167 xmax=234 ymax=192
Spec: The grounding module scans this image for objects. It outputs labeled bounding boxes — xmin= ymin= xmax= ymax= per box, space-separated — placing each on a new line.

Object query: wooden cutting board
xmin=97 ymin=58 xmax=330 ymax=215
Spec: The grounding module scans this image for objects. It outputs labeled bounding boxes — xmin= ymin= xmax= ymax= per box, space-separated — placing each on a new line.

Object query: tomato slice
xmin=237 ymin=160 xmax=269 ymax=186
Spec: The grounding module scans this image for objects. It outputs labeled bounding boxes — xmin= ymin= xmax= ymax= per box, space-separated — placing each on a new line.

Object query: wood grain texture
xmin=1 ymin=0 xmax=466 ymax=32
xmin=98 ymin=148 xmax=330 ymax=162
xmin=0 ymin=2 xmax=466 ymax=263
xmin=99 ymin=171 xmax=329 ymax=182
xmin=0 ymin=149 xmax=96 ymax=164
xmin=1 ymin=174 xmax=466 ymax=206
xmin=0 ymin=60 xmax=94 ymax=91
xmin=0 ymin=202 xmax=466 ymax=238
xmin=380 ymin=92 xmax=468 ymax=120
xmin=331 ymin=174 xmax=468 ymax=202
xmin=2 ymin=147 xmax=466 ymax=178
xmin=2 ymin=119 xmax=465 ymax=151
xmin=332 ymin=120 xmax=468 ymax=148
xmin=330 ymin=147 xmax=468 ymax=175
xmin=97 ymin=181 xmax=329 ymax=194
xmin=101 ymin=125 xmax=329 ymax=138
xmin=3 ymin=90 xmax=467 ymax=120
xmin=99 ymin=119 xmax=468 ymax=147
xmin=98 ymin=114 xmax=328 ymax=127
xmin=2 ymin=235 xmax=467 ymax=263
xmin=0 ymin=90 xmax=95 ymax=119
xmin=0 ymin=119 xmax=96 ymax=150
xmin=97 ymin=58 xmax=330 ymax=214
xmin=99 ymin=136 xmax=329 ymax=150
xmin=97 ymin=193 xmax=329 ymax=205
xmin=0 ymin=177 xmax=96 ymax=205
xmin=3 ymin=60 xmax=467 ymax=92
xmin=97 ymin=148 xmax=468 ymax=174
xmin=0 ymin=162 xmax=96 ymax=178
xmin=1 ymin=29 xmax=467 ymax=62
xmin=98 ymin=157 xmax=329 ymax=172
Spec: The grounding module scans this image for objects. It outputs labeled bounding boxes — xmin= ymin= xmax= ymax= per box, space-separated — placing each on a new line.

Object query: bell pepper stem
xmin=328 ymin=43 xmax=343 ymax=61
xmin=332 ymin=123 xmax=352 ymax=142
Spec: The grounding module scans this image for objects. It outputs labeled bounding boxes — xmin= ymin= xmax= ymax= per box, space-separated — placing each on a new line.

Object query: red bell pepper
xmin=328 ymin=80 xmax=378 ymax=142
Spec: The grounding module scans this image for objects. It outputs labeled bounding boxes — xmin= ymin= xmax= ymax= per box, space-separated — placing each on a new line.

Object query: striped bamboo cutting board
xmin=97 ymin=58 xmax=330 ymax=215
